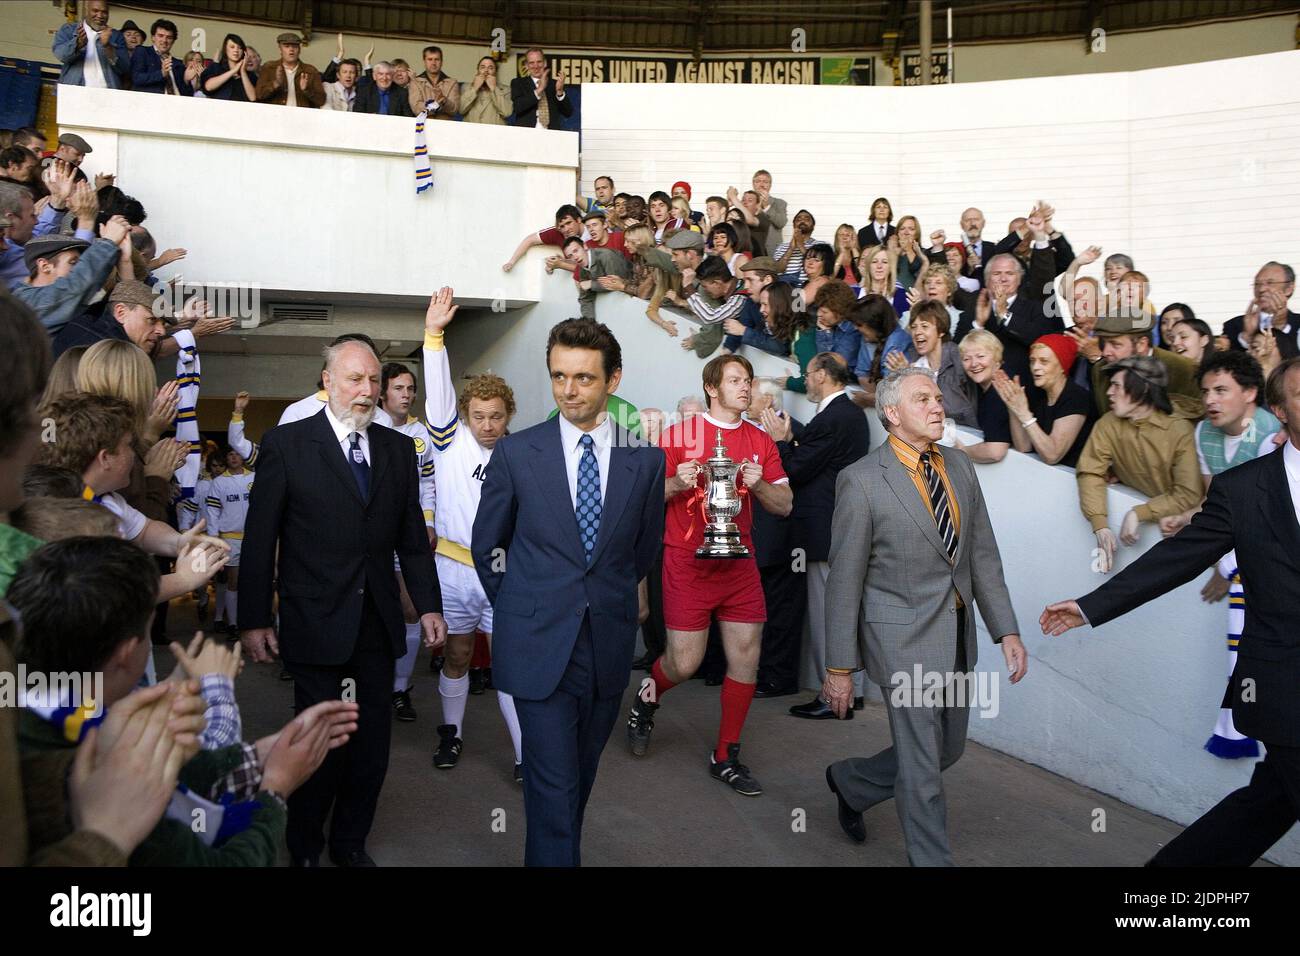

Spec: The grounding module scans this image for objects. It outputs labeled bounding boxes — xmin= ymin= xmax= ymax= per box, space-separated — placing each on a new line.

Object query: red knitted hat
xmin=1033 ymin=333 xmax=1078 ymax=373
xmin=671 ymin=180 xmax=692 ymax=199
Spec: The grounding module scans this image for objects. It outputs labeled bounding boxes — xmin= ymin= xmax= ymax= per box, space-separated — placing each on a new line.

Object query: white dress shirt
xmin=323 ymin=402 xmax=371 ymax=466
xmin=558 ymin=413 xmax=612 ymax=509
xmin=1285 ymin=439 xmax=1300 ymax=525
xmin=285 ymin=64 xmax=299 ymax=107
xmin=816 ymin=389 xmax=848 ymax=415
xmin=875 ymin=222 xmax=887 ymax=241
xmin=83 ymin=22 xmax=108 ymax=88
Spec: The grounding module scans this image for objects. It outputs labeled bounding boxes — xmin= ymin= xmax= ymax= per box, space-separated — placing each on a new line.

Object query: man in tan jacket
xmin=254 ymin=32 xmax=325 ymax=108
xmin=408 ymin=45 xmax=459 ymax=119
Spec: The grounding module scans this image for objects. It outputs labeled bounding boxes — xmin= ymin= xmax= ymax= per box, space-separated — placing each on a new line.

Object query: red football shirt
xmin=537 ymin=226 xmax=566 ymax=247
xmin=660 ymin=413 xmax=788 ymax=552
xmin=587 ymin=231 xmax=628 ymax=259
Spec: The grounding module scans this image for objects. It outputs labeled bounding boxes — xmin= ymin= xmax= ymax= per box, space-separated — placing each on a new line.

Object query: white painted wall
xmin=57 ymin=85 xmax=578 ymax=308
xmin=579 ymin=51 xmax=1300 ymax=332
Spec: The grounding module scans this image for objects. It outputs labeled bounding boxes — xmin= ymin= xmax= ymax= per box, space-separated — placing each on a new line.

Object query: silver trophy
xmin=696 ymin=429 xmax=751 ymax=559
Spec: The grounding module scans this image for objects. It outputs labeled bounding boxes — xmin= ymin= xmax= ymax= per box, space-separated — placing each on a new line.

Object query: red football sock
xmin=649 ymin=658 xmax=677 ymax=700
xmin=716 ymin=677 xmax=756 ymax=762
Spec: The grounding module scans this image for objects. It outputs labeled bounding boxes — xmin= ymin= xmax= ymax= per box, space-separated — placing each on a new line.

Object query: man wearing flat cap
xmin=254 ymin=33 xmax=325 ymax=108
xmin=1090 ymin=311 xmax=1202 ymax=419
xmin=12 ymin=228 xmax=123 ymax=337
xmin=665 ymin=229 xmax=705 ymax=297
xmin=1074 ymin=354 xmax=1203 ymax=573
xmin=51 ymin=278 xmax=167 ymax=358
xmin=53 ymin=0 xmax=130 ymax=89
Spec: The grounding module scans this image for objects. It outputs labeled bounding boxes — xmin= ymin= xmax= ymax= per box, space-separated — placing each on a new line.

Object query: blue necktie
xmin=348 ymin=432 xmax=370 ymax=500
xmin=575 ymin=434 xmax=602 ymax=565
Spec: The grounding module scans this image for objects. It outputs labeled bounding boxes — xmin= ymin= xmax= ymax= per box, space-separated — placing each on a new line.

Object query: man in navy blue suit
xmin=129 ymin=19 xmax=191 ymax=95
xmin=472 ymin=318 xmax=664 ymax=866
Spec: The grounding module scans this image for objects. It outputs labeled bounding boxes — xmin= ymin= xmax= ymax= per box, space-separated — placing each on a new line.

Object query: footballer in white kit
xmin=205 ymin=448 xmax=254 ymax=632
xmin=423 ymin=287 xmax=523 ymax=780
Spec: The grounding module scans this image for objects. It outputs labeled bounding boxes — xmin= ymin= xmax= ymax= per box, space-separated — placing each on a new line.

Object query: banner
xmin=820 ymin=56 xmax=876 ymax=86
xmin=902 ymin=51 xmax=952 ymax=86
xmin=524 ymin=53 xmax=821 ymax=85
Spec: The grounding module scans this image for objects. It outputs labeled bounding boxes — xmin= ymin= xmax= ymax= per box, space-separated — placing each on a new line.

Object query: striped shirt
xmin=887 ymin=434 xmax=962 ymax=538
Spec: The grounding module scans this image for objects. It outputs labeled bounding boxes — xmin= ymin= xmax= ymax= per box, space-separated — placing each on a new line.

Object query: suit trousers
xmin=830 ymin=610 xmax=970 ymax=866
xmin=513 ymin=612 xmax=623 ymax=867
xmin=285 ymin=592 xmax=394 ymax=861
xmin=801 ymin=561 xmax=864 ymax=697
xmin=642 ymin=552 xmax=667 ymax=659
xmin=1149 ymin=741 xmax=1300 ymax=865
xmin=756 ymin=561 xmax=807 ymax=689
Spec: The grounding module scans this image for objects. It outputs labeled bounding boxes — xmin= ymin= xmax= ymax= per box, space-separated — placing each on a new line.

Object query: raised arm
xmin=422 ymin=287 xmax=461 ymax=451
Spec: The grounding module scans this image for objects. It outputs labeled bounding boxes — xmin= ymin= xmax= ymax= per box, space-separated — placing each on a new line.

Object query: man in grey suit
xmin=821 ymin=367 xmax=1028 ymax=865
xmin=560 ymin=236 xmax=633 ymax=320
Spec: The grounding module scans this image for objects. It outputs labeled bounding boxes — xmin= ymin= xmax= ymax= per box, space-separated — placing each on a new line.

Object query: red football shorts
xmin=661 ymin=545 xmax=767 ymax=632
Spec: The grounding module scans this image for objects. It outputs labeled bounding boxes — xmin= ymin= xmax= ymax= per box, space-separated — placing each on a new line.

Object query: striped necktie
xmin=920 ymin=451 xmax=957 ymax=561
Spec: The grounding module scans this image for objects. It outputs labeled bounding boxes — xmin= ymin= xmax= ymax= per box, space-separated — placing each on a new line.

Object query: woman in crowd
xmin=1168 ymin=315 xmax=1214 ymax=366
xmin=707 ymin=222 xmax=750 ymax=272
xmin=857 ymin=196 xmax=895 ymax=249
xmin=955 ymin=330 xmax=1011 ymax=464
xmin=901 ymin=262 xmax=963 ymax=332
xmin=847 ymin=293 xmax=911 ymax=406
xmin=183 ymin=52 xmax=206 ymax=97
xmin=726 ymin=207 xmax=764 ymax=257
xmin=1114 ymin=269 xmax=1157 ymax=329
xmin=856 ymin=245 xmax=909 ymax=316
xmin=760 ymin=282 xmax=811 ymax=361
xmin=460 ymin=56 xmax=511 ymax=125
xmin=892 ymin=215 xmax=926 ymax=289
xmin=885 ymin=298 xmax=977 ymax=426
xmin=671 ymin=197 xmax=702 ymax=233
xmin=832 ymin=223 xmax=861 ymax=283
xmin=201 ymin=33 xmax=257 ymax=102
xmin=1159 ymin=302 xmax=1195 ymax=349
xmin=39 ymin=346 xmax=88 ymax=408
xmin=994 ymin=333 xmax=1094 ymax=468
xmin=618 ymin=224 xmax=682 ymax=337
xmin=800 ymin=243 xmax=835 ymax=304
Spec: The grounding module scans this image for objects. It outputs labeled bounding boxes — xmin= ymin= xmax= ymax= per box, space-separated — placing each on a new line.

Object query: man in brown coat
xmin=254 ymin=32 xmax=325 ymax=108
xmin=407 ymin=44 xmax=459 ymax=119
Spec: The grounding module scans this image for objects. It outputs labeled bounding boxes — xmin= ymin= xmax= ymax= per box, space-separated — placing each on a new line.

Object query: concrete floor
xmin=160 ymin=598 xmax=1194 ymax=867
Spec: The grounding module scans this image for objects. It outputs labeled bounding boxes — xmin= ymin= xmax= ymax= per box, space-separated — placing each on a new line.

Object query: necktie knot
xmin=580 ymin=434 xmax=594 ymax=450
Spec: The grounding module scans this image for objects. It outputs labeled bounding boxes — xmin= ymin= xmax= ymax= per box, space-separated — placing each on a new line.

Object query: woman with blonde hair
xmin=891 ymin=215 xmax=925 ymax=289
xmin=832 ymin=223 xmax=861 ymax=283
xmin=75 ymin=339 xmax=187 ymax=520
xmin=611 ymin=224 xmax=683 ymax=338
xmin=39 ymin=345 xmax=89 ymax=408
xmin=856 ymin=245 xmax=909 ymax=315
xmin=671 ymin=197 xmax=703 ymax=233
xmin=955 ymin=330 xmax=1012 ymax=464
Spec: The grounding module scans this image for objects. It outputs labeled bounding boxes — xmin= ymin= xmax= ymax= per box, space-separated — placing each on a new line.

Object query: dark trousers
xmin=512 ymin=614 xmax=622 ymax=867
xmin=643 ymin=553 xmax=666 ymax=659
xmin=1150 ymin=742 xmax=1300 ymax=866
xmin=285 ymin=593 xmax=394 ymax=862
xmin=757 ymin=561 xmax=807 ymax=688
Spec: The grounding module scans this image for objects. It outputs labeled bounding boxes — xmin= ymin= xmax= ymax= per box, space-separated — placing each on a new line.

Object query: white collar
xmin=557 ymin=410 xmax=612 ymax=452
xmin=323 ymin=403 xmax=369 ymax=444
xmin=1284 ymin=437 xmax=1300 ymax=480
xmin=702 ymin=411 xmax=742 ymax=431
xmin=817 ymin=389 xmax=847 ymax=413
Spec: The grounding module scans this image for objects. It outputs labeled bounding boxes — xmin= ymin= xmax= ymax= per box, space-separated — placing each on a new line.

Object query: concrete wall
xmin=579 ymin=51 xmax=1300 ymax=332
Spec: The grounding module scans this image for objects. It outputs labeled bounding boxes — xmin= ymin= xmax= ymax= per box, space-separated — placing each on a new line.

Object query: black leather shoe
xmin=854 ymin=696 xmax=865 ymax=711
xmin=392 ymin=689 xmax=416 ymax=722
xmin=330 ymin=849 xmax=377 ymax=867
xmin=789 ymin=697 xmax=853 ymax=720
xmin=703 ymin=673 xmax=724 ymax=687
xmin=753 ymin=682 xmax=798 ymax=699
xmin=826 ymin=766 xmax=866 ymax=844
xmin=630 ymin=653 xmax=653 ymax=670
xmin=468 ymin=667 xmax=485 ymax=695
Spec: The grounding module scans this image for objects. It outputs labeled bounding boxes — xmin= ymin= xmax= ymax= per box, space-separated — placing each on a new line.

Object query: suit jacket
xmin=858 ymin=222 xmax=897 ymax=250
xmin=254 ymin=60 xmax=326 ymax=108
xmin=775 ymin=394 xmax=871 ymax=563
xmin=579 ymin=247 xmax=633 ymax=281
xmin=321 ymin=81 xmax=357 ymax=111
xmin=129 ymin=45 xmax=191 ymax=95
xmin=758 ymin=197 xmax=788 ymax=253
xmin=408 ymin=72 xmax=460 ymax=119
xmin=751 ymin=415 xmax=804 ymax=567
xmin=53 ymin=22 xmax=129 ymax=88
xmin=510 ymin=75 xmax=574 ymax=128
xmin=1078 ymin=444 xmax=1300 ymax=745
xmin=472 ymin=417 xmax=664 ymax=700
xmin=1223 ymin=310 xmax=1300 ymax=359
xmin=825 ymin=441 xmax=1019 ymax=685
xmin=240 ymin=410 xmax=440 ymax=665
xmin=354 ymin=83 xmax=414 ymax=117
xmin=954 ymin=294 xmax=1063 ymax=383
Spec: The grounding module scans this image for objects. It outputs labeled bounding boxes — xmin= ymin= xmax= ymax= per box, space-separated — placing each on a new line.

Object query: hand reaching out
xmin=425 ymin=286 xmax=459 ymax=333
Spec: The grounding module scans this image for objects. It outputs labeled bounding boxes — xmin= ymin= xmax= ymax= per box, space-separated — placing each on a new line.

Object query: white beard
xmin=337 ymin=402 xmax=376 ymax=432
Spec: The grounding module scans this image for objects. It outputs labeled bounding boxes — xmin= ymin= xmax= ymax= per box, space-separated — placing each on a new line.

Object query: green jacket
xmin=18 ymin=708 xmax=286 ymax=866
xmin=786 ymin=328 xmax=817 ymax=393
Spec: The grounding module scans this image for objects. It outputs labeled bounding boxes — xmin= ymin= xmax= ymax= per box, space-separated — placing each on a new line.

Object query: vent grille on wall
xmin=265 ymin=303 xmax=334 ymax=324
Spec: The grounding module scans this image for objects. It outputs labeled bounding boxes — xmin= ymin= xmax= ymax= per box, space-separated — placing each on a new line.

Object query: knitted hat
xmin=670 ymin=181 xmax=691 ymax=199
xmin=1032 ymin=333 xmax=1078 ymax=375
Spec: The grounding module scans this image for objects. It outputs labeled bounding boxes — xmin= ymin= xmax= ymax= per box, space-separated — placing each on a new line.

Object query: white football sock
xmin=439 ymin=672 xmax=469 ymax=737
xmin=497 ymin=690 xmax=523 ymax=764
xmin=394 ymin=623 xmax=420 ymax=692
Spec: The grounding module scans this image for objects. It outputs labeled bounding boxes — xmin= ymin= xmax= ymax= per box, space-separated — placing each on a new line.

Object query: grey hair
xmin=321 ymin=339 xmax=378 ymax=370
xmin=676 ymin=394 xmax=706 ymax=415
xmin=372 ymin=60 xmax=393 ymax=72
xmin=1262 ymin=260 xmax=1296 ymax=285
xmin=875 ymin=366 xmax=938 ymax=429
xmin=1105 ymin=253 xmax=1135 ymax=273
xmin=753 ymin=377 xmax=784 ymax=410
xmin=986 ymin=252 xmax=1025 ymax=279
xmin=0 ymin=182 xmax=30 ymax=219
